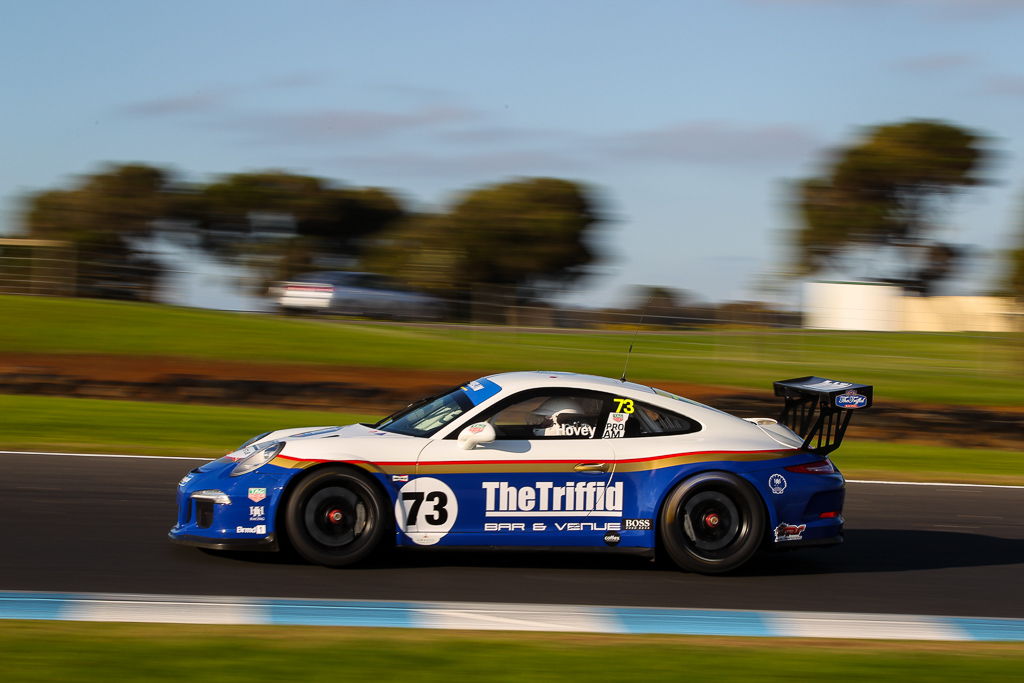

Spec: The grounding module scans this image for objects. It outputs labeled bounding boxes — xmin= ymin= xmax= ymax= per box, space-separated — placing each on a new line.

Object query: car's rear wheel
xmin=284 ymin=467 xmax=387 ymax=567
xmin=659 ymin=472 xmax=765 ymax=574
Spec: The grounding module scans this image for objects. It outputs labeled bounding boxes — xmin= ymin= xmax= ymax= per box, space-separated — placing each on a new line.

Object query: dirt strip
xmin=2 ymin=353 xmax=1021 ymax=450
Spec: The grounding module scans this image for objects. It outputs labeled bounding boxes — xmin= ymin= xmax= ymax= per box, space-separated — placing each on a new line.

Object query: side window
xmin=485 ymin=393 xmax=604 ymax=440
xmin=623 ymin=402 xmax=700 ymax=437
xmin=598 ymin=399 xmax=700 ymax=438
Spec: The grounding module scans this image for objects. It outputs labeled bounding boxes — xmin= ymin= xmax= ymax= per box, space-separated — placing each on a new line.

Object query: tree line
xmin=18 ymin=167 xmax=602 ymax=311
xmin=12 ymin=117 xmax=1024 ymax=311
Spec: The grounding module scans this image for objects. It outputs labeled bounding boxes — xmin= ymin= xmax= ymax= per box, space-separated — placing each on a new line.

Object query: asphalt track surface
xmin=2 ymin=453 xmax=1022 ymax=619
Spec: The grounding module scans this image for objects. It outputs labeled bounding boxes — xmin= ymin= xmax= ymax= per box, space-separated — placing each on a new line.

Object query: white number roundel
xmin=394 ymin=477 xmax=458 ymax=546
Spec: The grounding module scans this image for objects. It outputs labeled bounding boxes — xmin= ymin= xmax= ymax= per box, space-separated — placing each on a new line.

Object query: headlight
xmin=230 ymin=441 xmax=284 ymax=477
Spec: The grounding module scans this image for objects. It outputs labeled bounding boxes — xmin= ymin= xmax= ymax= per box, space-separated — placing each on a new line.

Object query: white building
xmin=803 ymin=281 xmax=1021 ymax=332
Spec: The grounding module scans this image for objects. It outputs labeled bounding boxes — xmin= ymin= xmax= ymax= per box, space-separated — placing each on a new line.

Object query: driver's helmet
xmin=530 ymin=397 xmax=592 ymax=437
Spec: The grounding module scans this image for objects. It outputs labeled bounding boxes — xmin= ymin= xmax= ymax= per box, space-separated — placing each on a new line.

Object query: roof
xmin=482 ymin=371 xmax=657 ymax=397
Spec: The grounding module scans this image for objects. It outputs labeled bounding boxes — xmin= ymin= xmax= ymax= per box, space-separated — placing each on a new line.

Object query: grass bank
xmin=0 ymin=394 xmax=372 ymax=458
xmin=2 ymin=394 xmax=1019 ymax=484
xmin=1 ymin=621 xmax=1022 ymax=682
xmin=1 ymin=295 xmax=1022 ymax=406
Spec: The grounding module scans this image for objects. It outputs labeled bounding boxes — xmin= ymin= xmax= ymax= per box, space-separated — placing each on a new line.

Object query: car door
xmin=408 ymin=389 xmax=621 ymax=548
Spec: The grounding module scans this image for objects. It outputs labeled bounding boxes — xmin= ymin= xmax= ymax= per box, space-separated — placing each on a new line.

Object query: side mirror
xmin=458 ymin=422 xmax=496 ymax=450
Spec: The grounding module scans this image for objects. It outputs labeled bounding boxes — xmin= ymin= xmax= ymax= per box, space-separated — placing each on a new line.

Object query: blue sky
xmin=4 ymin=0 xmax=1024 ymax=306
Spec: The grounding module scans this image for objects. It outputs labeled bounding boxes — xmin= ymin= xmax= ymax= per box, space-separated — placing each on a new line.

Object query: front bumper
xmin=168 ymin=457 xmax=299 ymax=551
xmin=168 ymin=532 xmax=280 ymax=551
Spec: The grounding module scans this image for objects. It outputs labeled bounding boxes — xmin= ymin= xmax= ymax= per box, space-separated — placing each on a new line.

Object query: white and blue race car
xmin=170 ymin=371 xmax=872 ymax=573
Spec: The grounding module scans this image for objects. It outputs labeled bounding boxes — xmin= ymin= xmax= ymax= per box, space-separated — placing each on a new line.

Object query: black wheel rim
xmin=680 ymin=490 xmax=743 ymax=554
xmin=303 ymin=485 xmax=371 ymax=548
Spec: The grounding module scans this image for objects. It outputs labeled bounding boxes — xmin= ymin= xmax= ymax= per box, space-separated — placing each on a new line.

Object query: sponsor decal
xmin=485 ymin=522 xmax=548 ymax=532
xmin=482 ymin=522 xmax=624 ymax=533
xmin=558 ymin=522 xmax=619 ymax=532
xmin=835 ymin=390 xmax=868 ymax=409
xmin=768 ymin=473 xmax=787 ymax=495
xmin=178 ymin=473 xmax=194 ymax=487
xmin=292 ymin=427 xmax=341 ymax=438
xmin=248 ymin=487 xmax=267 ymax=503
xmin=235 ymin=524 xmax=267 ymax=535
xmin=370 ymin=430 xmax=389 ymax=436
xmin=481 ymin=481 xmax=623 ymax=517
xmin=467 ymin=423 xmax=487 ymax=434
xmin=551 ymin=422 xmax=595 ymax=437
xmin=395 ymin=477 xmax=458 ymax=546
xmin=622 ymin=518 xmax=652 ymax=531
xmin=459 ymin=378 xmax=502 ymax=405
xmin=391 ymin=474 xmax=409 ymax=482
xmin=803 ymin=380 xmax=852 ymax=391
xmin=774 ymin=522 xmax=806 ymax=542
xmin=249 ymin=506 xmax=265 ymax=521
xmin=602 ymin=412 xmax=629 ymax=439
xmin=604 ymin=531 xmax=621 ymax=546
xmin=612 ymin=398 xmax=635 ymax=414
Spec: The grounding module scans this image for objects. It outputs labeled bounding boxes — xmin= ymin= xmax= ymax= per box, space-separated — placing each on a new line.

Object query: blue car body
xmin=170 ymin=372 xmax=870 ymax=572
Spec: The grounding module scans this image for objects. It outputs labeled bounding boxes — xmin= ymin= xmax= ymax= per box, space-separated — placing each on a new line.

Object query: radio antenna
xmin=619 ymin=306 xmax=648 ymax=382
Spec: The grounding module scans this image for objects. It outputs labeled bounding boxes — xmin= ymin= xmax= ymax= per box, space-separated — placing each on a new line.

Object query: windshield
xmin=373 ymin=386 xmax=473 ymax=437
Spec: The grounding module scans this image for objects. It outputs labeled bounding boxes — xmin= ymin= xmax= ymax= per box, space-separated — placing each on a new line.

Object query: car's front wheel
xmin=283 ymin=467 xmax=387 ymax=567
xmin=659 ymin=472 xmax=765 ymax=574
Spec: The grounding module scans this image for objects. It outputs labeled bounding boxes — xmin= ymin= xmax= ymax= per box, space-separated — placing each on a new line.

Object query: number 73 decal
xmin=394 ymin=477 xmax=459 ymax=546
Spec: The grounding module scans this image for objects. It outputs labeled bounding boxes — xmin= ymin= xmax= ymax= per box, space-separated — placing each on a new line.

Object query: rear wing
xmin=773 ymin=377 xmax=873 ymax=456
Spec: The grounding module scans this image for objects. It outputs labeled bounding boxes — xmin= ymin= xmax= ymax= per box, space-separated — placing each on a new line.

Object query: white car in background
xmin=271 ymin=271 xmax=444 ymax=320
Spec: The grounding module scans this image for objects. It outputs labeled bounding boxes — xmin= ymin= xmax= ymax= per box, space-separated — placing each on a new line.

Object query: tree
xmin=195 ymin=171 xmax=405 ymax=278
xmin=793 ymin=120 xmax=990 ymax=295
xmin=22 ymin=163 xmax=173 ymax=299
xmin=20 ymin=165 xmax=409 ymax=301
xmin=363 ymin=177 xmax=604 ymax=318
xmin=627 ymin=285 xmax=700 ymax=327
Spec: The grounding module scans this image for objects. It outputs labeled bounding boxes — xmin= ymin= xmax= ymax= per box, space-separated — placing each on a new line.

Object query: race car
xmin=170 ymin=371 xmax=872 ymax=573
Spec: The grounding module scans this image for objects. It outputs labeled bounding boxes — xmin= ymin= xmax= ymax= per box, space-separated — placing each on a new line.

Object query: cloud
xmin=891 ymin=54 xmax=976 ymax=73
xmin=751 ymin=0 xmax=1024 ymax=19
xmin=312 ymin=118 xmax=819 ymax=181
xmin=439 ymin=125 xmax=569 ymax=145
xmin=981 ymin=75 xmax=1024 ymax=96
xmin=234 ymin=105 xmax=483 ymax=143
xmin=117 ymin=72 xmax=329 ymax=117
xmin=119 ymin=89 xmax=232 ymax=116
xmin=604 ymin=121 xmax=819 ymax=164
xmin=366 ymin=83 xmax=460 ymax=102
xmin=324 ymin=149 xmax=587 ymax=177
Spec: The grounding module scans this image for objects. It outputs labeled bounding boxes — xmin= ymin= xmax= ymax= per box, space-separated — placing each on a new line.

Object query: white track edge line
xmin=846 ymin=479 xmax=1024 ymax=490
xmin=0 ymin=451 xmax=212 ymax=461
xmin=1 ymin=451 xmax=1021 ymax=488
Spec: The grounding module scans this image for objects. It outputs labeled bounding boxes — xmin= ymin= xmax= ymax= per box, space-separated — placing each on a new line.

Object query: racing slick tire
xmin=284 ymin=466 xmax=387 ymax=567
xmin=659 ymin=471 xmax=765 ymax=574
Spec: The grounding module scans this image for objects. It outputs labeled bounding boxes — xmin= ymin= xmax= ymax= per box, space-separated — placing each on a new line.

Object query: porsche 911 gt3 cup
xmin=169 ymin=372 xmax=872 ymax=573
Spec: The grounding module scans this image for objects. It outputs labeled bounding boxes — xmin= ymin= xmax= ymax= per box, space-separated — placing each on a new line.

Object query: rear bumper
xmin=767 ymin=531 xmax=843 ymax=551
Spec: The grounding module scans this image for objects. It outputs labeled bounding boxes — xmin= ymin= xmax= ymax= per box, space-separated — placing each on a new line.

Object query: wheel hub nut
xmin=703 ymin=512 xmax=720 ymax=528
xmin=327 ymin=509 xmax=344 ymax=524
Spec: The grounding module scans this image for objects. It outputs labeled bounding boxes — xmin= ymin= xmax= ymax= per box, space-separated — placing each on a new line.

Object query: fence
xmin=0 ymin=241 xmax=1020 ymax=388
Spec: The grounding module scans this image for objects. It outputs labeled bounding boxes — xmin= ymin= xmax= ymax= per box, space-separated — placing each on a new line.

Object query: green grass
xmin=1 ymin=622 xmax=1022 ymax=682
xmin=1 ymin=394 xmax=1019 ymax=483
xmin=1 ymin=295 xmax=1022 ymax=406
xmin=0 ymin=394 xmax=374 ymax=458
xmin=833 ymin=441 xmax=1024 ymax=485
